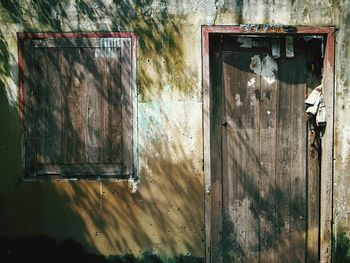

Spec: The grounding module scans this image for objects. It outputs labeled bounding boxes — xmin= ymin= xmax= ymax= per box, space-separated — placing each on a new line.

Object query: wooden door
xmin=209 ymin=35 xmax=322 ymax=263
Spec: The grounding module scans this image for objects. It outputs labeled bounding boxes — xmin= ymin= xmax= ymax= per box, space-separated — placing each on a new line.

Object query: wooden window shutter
xmin=19 ymin=34 xmax=137 ymax=180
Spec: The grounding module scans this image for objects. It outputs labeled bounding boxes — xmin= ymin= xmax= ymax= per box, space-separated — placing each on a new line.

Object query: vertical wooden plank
xmin=121 ymin=39 xmax=133 ymax=176
xmin=221 ymin=53 xmax=236 ymax=263
xmin=92 ymin=44 xmax=122 ymax=164
xmin=259 ymin=66 xmax=278 ymax=263
xmin=221 ymin=53 xmax=234 ymax=263
xmin=289 ymin=54 xmax=307 ymax=262
xmin=320 ymin=31 xmax=335 ymax=263
xmin=209 ymin=35 xmax=223 ymax=263
xmin=241 ymin=68 xmax=260 ymax=263
xmin=61 ymin=47 xmax=86 ymax=163
xmin=275 ymin=55 xmax=293 ymax=263
xmin=106 ymin=48 xmax=122 ymax=163
xmin=307 ymin=127 xmax=321 ymax=263
xmin=83 ymin=47 xmax=102 ymax=163
xmin=306 ymin=50 xmax=321 ymax=263
xmin=99 ymin=49 xmax=108 ymax=163
xmin=131 ymin=33 xmax=138 ymax=179
xmin=276 ymin=54 xmax=307 ymax=263
xmin=222 ymin=51 xmax=260 ymax=263
xmin=35 ymin=48 xmax=62 ymax=164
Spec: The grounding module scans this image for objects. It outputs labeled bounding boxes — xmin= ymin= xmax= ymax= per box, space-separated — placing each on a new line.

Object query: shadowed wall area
xmin=1 ymin=0 xmax=350 ymax=262
xmin=0 ymin=0 xmax=204 ymax=259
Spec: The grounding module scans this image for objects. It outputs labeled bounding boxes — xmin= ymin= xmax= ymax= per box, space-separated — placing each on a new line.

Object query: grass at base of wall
xmin=0 ymin=236 xmax=203 ymax=263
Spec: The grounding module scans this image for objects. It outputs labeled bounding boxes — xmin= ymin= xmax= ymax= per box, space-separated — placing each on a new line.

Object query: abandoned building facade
xmin=1 ymin=0 xmax=350 ymax=262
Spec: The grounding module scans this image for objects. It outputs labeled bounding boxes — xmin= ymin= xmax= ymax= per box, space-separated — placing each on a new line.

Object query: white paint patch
xmin=250 ymin=54 xmax=278 ymax=84
xmin=235 ymin=94 xmax=243 ymax=106
xmin=247 ymin=77 xmax=256 ymax=87
xmin=250 ymin=94 xmax=257 ymax=106
xmin=95 ymin=38 xmax=121 ymax=58
xmin=139 ymin=85 xmax=203 ymax=175
xmin=228 ymin=197 xmax=259 ymax=251
xmin=267 ymin=110 xmax=271 ymax=115
xmin=250 ymin=55 xmax=261 ymax=74
xmin=129 ymin=178 xmax=139 ymax=193
xmin=286 ymin=36 xmax=294 ymax=58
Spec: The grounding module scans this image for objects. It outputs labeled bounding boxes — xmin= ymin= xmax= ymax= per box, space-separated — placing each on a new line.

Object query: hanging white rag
xmin=305 ymin=84 xmax=326 ymax=126
xmin=316 ymin=94 xmax=326 ymax=126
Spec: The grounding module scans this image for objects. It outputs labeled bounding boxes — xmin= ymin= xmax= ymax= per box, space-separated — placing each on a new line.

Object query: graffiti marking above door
xmin=240 ymin=24 xmax=297 ymax=33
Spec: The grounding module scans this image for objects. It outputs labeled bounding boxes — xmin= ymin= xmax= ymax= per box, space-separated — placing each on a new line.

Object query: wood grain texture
xmin=305 ymin=49 xmax=322 ymax=263
xmin=320 ymin=31 xmax=335 ymax=263
xmin=22 ymin=36 xmax=132 ymax=179
xmin=35 ymin=48 xmax=62 ymax=164
xmin=106 ymin=48 xmax=122 ymax=163
xmin=217 ymin=40 xmax=314 ymax=263
xmin=277 ymin=55 xmax=307 ymax=263
xmin=121 ymin=39 xmax=133 ymax=176
xmin=209 ymin=35 xmax=223 ymax=263
xmin=259 ymin=67 xmax=278 ymax=263
xmin=204 ymin=30 xmax=334 ymax=263
xmin=222 ymin=51 xmax=261 ymax=263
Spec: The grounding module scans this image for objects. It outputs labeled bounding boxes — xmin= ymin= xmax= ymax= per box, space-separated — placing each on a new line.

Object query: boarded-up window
xmin=19 ymin=33 xmax=137 ymax=180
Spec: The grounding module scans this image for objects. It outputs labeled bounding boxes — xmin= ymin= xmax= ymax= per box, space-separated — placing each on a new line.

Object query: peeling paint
xmin=250 ymin=94 xmax=257 ymax=106
xmin=235 ymin=94 xmax=243 ymax=106
xmin=250 ymin=54 xmax=278 ymax=84
xmin=247 ymin=77 xmax=256 ymax=88
xmin=228 ymin=197 xmax=258 ymax=252
xmin=94 ymin=38 xmax=121 ymax=58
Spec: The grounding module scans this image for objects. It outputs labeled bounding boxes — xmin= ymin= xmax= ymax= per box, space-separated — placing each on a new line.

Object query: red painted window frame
xmin=18 ymin=32 xmax=138 ymax=181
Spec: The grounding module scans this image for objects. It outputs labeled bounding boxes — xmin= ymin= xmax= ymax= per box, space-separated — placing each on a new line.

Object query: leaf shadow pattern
xmin=0 ymin=0 xmax=204 ymax=259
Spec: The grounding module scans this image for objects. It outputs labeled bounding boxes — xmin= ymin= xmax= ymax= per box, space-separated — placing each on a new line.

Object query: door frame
xmin=202 ymin=25 xmax=335 ymax=263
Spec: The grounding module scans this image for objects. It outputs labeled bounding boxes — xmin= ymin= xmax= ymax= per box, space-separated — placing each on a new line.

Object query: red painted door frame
xmin=202 ymin=25 xmax=335 ymax=263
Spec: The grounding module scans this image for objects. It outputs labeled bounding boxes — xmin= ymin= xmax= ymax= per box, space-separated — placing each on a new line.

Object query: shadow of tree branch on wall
xmin=0 ymin=0 xmax=203 ymax=260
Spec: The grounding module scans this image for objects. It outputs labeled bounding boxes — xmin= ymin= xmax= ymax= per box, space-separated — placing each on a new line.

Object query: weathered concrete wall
xmin=0 ymin=0 xmax=350 ymax=260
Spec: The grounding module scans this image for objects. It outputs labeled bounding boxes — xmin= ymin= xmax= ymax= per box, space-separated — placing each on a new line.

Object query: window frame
xmin=18 ymin=32 xmax=138 ymax=181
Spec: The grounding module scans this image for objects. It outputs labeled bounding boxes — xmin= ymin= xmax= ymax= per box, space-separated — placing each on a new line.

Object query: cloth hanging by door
xmin=305 ymin=84 xmax=326 ymax=126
